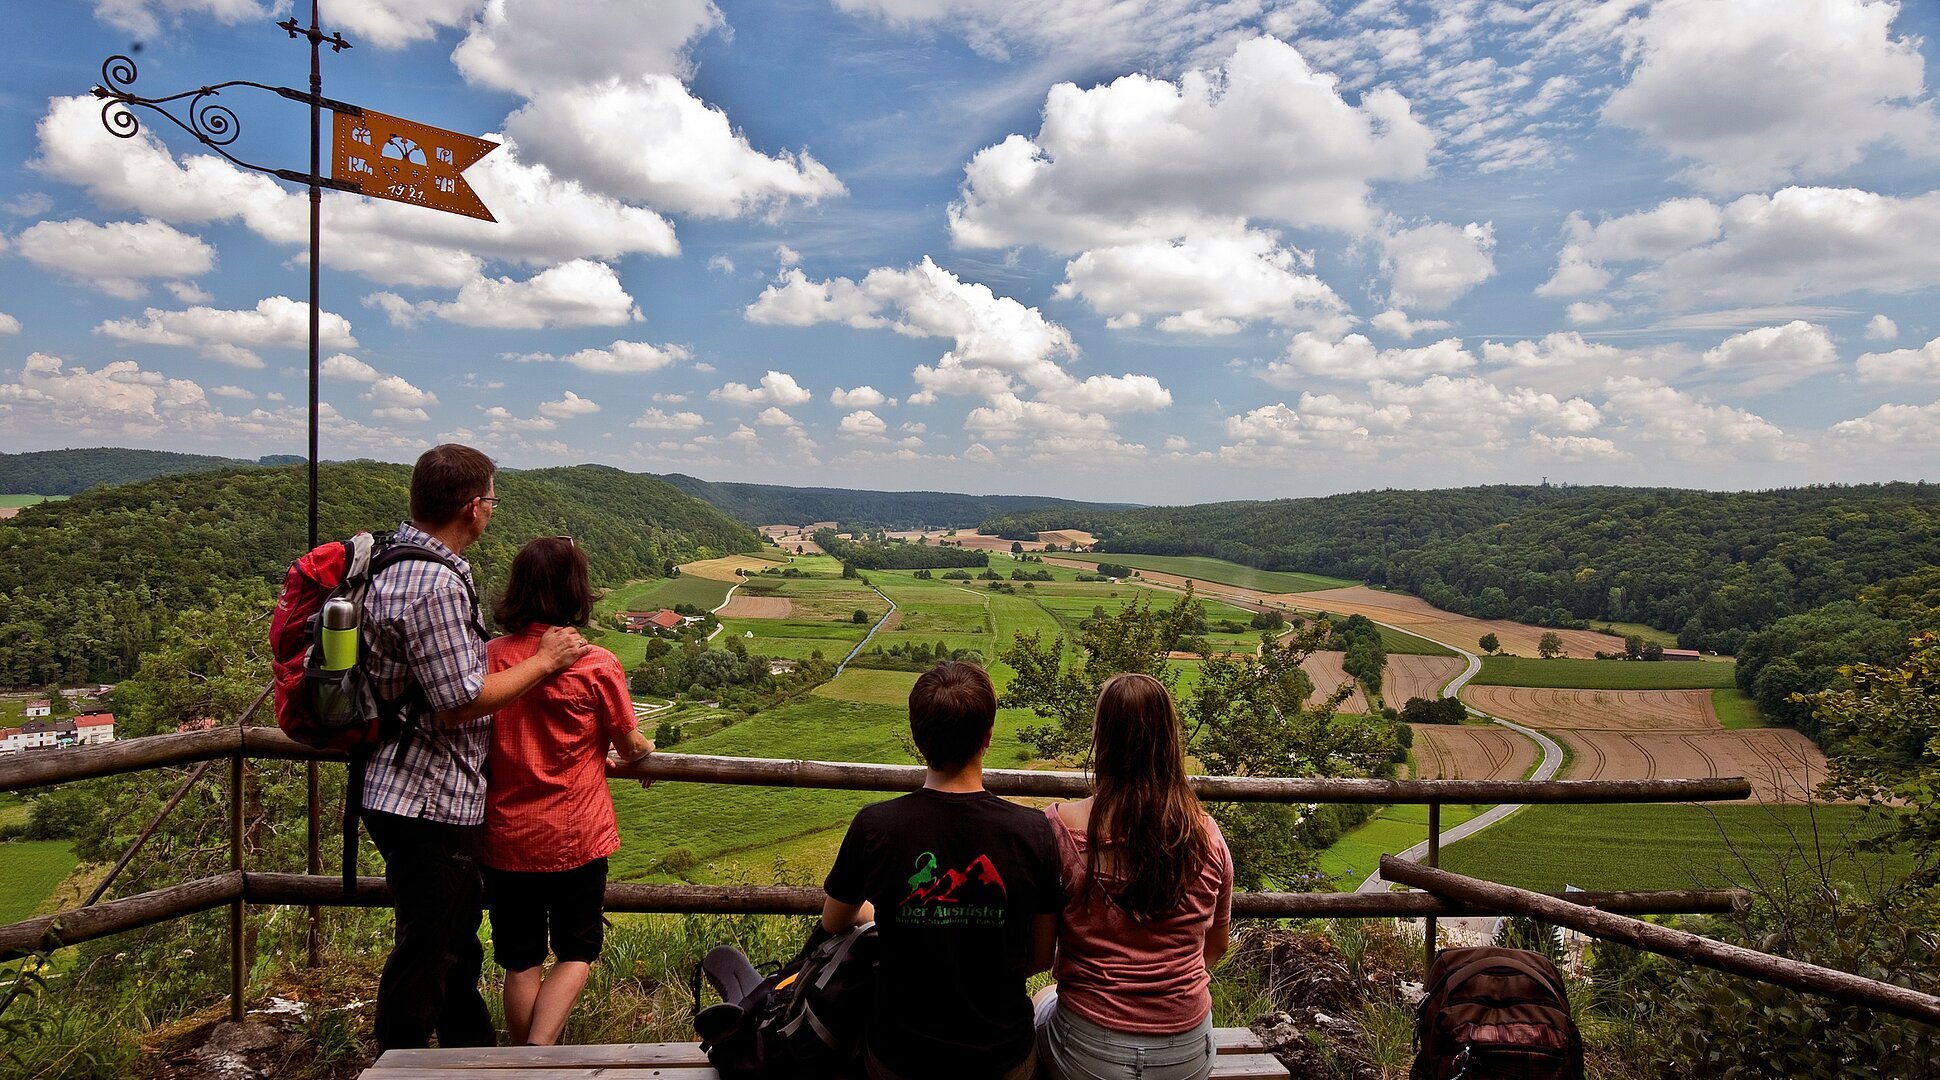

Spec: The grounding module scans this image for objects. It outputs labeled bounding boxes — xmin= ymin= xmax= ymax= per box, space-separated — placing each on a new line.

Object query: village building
xmin=619 ymin=609 xmax=691 ymax=633
xmin=24 ymin=700 xmax=51 ymax=718
xmin=1660 ymin=648 xmax=1702 ymax=662
xmin=0 ymin=712 xmax=117 ymax=754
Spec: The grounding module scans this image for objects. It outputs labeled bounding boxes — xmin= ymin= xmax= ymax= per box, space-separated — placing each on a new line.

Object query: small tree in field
xmin=1538 ymin=631 xmax=1564 ymax=659
xmin=1479 ymin=633 xmax=1499 ymax=655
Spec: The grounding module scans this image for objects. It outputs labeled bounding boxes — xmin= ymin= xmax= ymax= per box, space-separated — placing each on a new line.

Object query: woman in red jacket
xmin=1034 ymin=672 xmax=1234 ymax=1080
xmin=483 ymin=536 xmax=653 ymax=1046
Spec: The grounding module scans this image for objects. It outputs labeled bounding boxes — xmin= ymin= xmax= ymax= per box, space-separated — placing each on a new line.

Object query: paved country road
xmin=1354 ymin=630 xmax=1561 ymax=894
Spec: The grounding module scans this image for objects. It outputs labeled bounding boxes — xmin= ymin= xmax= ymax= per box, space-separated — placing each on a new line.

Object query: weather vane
xmin=89 ymin=0 xmax=499 ymax=550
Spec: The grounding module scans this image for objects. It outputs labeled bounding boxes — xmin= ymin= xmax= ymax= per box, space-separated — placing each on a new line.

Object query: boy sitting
xmin=821 ymin=661 xmax=1063 ymax=1080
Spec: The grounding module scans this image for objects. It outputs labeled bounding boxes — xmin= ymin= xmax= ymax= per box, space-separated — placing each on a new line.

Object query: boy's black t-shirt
xmin=823 ymin=787 xmax=1064 ymax=1079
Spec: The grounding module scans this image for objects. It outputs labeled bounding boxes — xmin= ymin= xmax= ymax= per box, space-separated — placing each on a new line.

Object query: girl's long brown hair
xmin=1085 ymin=673 xmax=1213 ymax=921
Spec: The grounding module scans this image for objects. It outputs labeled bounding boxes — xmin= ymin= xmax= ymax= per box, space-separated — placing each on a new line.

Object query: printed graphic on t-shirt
xmin=898 ymin=851 xmax=1009 ymax=925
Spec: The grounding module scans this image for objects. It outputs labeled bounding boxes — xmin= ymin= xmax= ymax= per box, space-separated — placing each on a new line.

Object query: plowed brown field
xmin=1463 ymin=687 xmax=1717 ymax=730
xmin=1557 ymin=728 xmax=1829 ymax=802
xmin=1385 ymin=655 xmax=1468 ymax=707
xmin=1299 ymin=650 xmax=1369 ymax=714
xmin=1412 ymin=725 xmax=1539 ymax=782
xmin=718 ymin=595 xmax=793 ymax=619
xmin=1292 ymin=586 xmax=1619 ymax=658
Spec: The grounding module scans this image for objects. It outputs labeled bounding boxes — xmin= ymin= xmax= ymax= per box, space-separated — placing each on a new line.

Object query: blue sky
xmin=2 ymin=1 xmax=1938 ymax=504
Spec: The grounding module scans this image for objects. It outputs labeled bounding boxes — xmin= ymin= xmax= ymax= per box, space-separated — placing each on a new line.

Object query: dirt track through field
xmin=1462 ymin=687 xmax=1718 ymax=730
xmin=717 ymin=595 xmax=793 ymax=619
xmin=1412 ymin=725 xmax=1540 ymax=781
xmin=1555 ymin=728 xmax=1829 ymax=802
xmin=1294 ymin=586 xmax=1622 ymax=658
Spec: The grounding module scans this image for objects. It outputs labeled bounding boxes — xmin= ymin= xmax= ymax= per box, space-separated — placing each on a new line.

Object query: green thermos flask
xmin=320 ymin=598 xmax=359 ymax=671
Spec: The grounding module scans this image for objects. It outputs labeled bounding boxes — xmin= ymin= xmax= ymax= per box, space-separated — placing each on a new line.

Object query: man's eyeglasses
xmin=476 ymin=495 xmax=501 ymax=507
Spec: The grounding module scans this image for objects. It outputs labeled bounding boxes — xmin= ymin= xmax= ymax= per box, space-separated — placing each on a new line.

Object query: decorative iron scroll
xmin=94 ymin=55 xmax=295 ymax=178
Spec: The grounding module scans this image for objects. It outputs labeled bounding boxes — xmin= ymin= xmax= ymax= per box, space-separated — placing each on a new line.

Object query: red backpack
xmin=269 ymin=531 xmax=478 ymax=889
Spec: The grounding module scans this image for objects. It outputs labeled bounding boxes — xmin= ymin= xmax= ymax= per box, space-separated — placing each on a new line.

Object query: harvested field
xmin=717 ymin=595 xmax=793 ymax=619
xmin=1384 ymin=654 xmax=1468 ymax=707
xmin=1294 ymin=586 xmax=1619 ymax=658
xmin=1462 ymin=687 xmax=1719 ymax=731
xmin=682 ymin=555 xmax=791 ymax=581
xmin=1297 ymin=650 xmax=1369 ymax=714
xmin=1412 ymin=725 xmax=1539 ymax=782
xmin=0 ymin=507 xmax=17 ymax=520
xmin=1557 ymin=727 xmax=1831 ymax=802
xmin=1037 ymin=529 xmax=1097 ymax=548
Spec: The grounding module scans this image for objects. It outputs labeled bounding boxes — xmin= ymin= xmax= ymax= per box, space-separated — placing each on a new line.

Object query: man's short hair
xmin=908 ymin=661 xmax=996 ymax=770
xmin=410 ymin=443 xmax=495 ymax=526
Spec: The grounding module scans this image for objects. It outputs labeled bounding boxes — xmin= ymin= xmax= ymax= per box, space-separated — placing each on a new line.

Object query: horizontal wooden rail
xmin=0 ymin=726 xmax=245 ymax=792
xmin=2 ymin=872 xmax=1746 ymax=961
xmin=241 ymin=874 xmax=1747 ymax=918
xmin=3 ymin=728 xmax=1757 ymax=805
xmin=1380 ymin=855 xmax=1940 ymax=1028
xmin=0 ymin=872 xmax=243 ymax=962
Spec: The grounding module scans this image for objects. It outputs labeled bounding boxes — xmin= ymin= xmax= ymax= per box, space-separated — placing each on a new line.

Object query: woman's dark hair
xmin=494 ymin=536 xmax=591 ymax=632
xmin=1086 ymin=673 xmax=1213 ymax=921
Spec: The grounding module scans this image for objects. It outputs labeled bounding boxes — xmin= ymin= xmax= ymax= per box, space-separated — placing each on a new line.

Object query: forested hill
xmin=656 ymin=473 xmax=1135 ymax=528
xmin=0 ymin=462 xmax=758 ymax=685
xmin=0 ymin=447 xmax=301 ymax=494
xmin=985 ymin=484 xmax=1940 ymax=652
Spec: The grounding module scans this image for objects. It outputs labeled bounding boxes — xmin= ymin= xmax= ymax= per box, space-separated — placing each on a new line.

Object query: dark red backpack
xmin=1412 ymin=946 xmax=1585 ymax=1080
xmin=269 ymin=531 xmax=477 ymax=890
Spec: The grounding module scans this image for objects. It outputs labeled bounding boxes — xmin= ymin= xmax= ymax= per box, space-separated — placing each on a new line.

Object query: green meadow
xmin=1317 ymin=803 xmax=1487 ymax=890
xmin=1473 ymin=655 xmax=1738 ymax=689
xmin=1439 ymin=803 xmax=1909 ymax=893
xmin=0 ymin=840 xmax=80 ymax=923
xmin=0 ymin=494 xmax=67 ymax=509
xmin=1712 ymin=688 xmax=1775 ymax=729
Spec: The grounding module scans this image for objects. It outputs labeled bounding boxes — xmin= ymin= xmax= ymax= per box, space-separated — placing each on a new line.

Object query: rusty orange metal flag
xmin=331 ymin=108 xmax=499 ymax=221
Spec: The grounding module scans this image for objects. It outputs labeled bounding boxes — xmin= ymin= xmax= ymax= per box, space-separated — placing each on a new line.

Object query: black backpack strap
xmin=365 ymin=537 xmax=488 ymax=762
xmin=342 ymin=747 xmax=371 ymax=894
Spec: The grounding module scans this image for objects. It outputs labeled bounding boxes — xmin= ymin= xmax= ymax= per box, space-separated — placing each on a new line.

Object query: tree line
xmin=985 ymin=483 xmax=1940 ymax=653
xmin=0 ymin=462 xmax=760 ymax=686
xmin=656 ymin=472 xmax=1132 ymax=529
xmin=813 ymin=529 xmax=989 ymax=570
xmin=0 ymin=447 xmax=297 ymax=494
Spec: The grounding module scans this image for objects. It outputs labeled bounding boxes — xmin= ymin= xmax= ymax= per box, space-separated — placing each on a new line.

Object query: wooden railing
xmin=12 ymin=722 xmax=1932 ymax=1031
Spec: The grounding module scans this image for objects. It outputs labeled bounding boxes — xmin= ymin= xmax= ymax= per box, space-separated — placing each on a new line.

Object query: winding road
xmin=1353 ymin=632 xmax=1563 ymax=894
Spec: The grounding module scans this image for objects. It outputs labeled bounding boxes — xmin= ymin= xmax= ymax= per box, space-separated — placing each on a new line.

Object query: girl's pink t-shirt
xmin=1045 ymin=804 xmax=1234 ymax=1034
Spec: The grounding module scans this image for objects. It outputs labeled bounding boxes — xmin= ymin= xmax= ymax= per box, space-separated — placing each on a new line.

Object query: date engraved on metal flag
xmin=331 ymin=109 xmax=498 ymax=221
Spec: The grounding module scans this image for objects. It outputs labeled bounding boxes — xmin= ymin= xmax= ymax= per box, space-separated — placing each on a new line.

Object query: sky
xmin=2 ymin=0 xmax=1938 ymax=505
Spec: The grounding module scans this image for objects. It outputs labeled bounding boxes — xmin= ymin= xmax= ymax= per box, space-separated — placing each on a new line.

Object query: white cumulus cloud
xmin=1603 ymin=0 xmax=1938 ymax=191
xmin=1381 ymin=221 xmax=1495 ymax=311
xmin=711 ymin=370 xmax=812 ymax=407
xmin=367 ymin=260 xmax=641 ymax=329
xmin=1054 ymin=228 xmax=1352 ymax=335
xmin=1698 ymin=321 xmax=1839 ymax=392
xmin=14 ymin=218 xmax=214 ymax=299
xmin=95 ymin=296 xmax=356 ymax=368
xmin=631 ymin=408 xmax=706 ymax=430
xmin=1856 ymin=337 xmax=1940 ymax=383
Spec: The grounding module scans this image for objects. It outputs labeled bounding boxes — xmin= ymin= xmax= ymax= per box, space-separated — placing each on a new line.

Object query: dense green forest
xmin=986 ymin=484 xmax=1940 ymax=652
xmin=0 ymin=462 xmax=758 ymax=685
xmin=0 ymin=447 xmax=301 ymax=494
xmin=1734 ymin=567 xmax=1940 ymax=735
xmin=657 ymin=472 xmax=1133 ymax=528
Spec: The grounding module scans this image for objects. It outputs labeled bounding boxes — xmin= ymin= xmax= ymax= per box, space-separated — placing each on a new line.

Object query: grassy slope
xmin=0 ymin=840 xmax=80 ymax=923
xmin=1474 ymin=655 xmax=1737 ymax=689
xmin=0 ymin=494 xmax=68 ymax=508
xmin=1087 ymin=553 xmax=1356 ymax=593
xmin=1318 ymin=803 xmax=1486 ymax=889
xmin=1440 ymin=804 xmax=1909 ymax=892
xmin=1712 ymin=688 xmax=1776 ymax=729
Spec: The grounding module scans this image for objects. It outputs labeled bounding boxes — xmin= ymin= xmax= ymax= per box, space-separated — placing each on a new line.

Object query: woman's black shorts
xmin=484 ymin=857 xmax=608 ymax=969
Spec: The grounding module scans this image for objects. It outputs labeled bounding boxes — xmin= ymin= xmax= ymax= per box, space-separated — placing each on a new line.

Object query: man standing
xmin=821 ymin=661 xmax=1063 ymax=1080
xmin=361 ymin=443 xmax=587 ymax=1050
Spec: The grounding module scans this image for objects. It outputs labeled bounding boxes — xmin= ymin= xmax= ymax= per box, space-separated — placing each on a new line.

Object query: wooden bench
xmin=360 ymin=1027 xmax=1288 ymax=1077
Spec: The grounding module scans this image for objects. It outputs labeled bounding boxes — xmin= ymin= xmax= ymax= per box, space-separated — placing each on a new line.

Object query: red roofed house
xmin=620 ymin=609 xmax=688 ymax=633
xmin=75 ymin=712 xmax=116 ymax=745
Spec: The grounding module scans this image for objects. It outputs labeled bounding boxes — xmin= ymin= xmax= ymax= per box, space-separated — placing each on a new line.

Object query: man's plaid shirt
xmin=359 ymin=522 xmax=491 ymax=825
